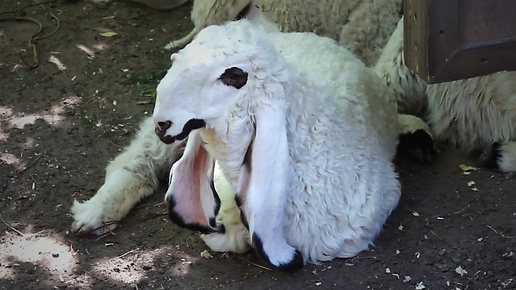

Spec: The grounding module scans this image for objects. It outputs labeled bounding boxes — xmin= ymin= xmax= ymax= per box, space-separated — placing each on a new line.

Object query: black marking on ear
xmin=243 ymin=141 xmax=253 ymax=169
xmin=234 ymin=195 xmax=243 ymax=207
xmin=252 ymin=233 xmax=304 ymax=271
xmin=234 ymin=195 xmax=249 ymax=230
xmin=167 ymin=194 xmax=224 ymax=234
xmin=477 ymin=142 xmax=502 ymax=169
xmin=239 ymin=211 xmax=249 ymax=230
xmin=220 ymin=67 xmax=248 ymax=89
xmin=235 ymin=2 xmax=252 ymax=20
xmin=209 ymin=179 xmax=222 ymax=229
xmin=209 ymin=217 xmax=226 ymax=234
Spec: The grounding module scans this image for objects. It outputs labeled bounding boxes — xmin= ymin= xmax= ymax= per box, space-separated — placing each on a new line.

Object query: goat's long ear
xmin=165 ymin=132 xmax=223 ymax=234
xmin=240 ymin=100 xmax=303 ymax=269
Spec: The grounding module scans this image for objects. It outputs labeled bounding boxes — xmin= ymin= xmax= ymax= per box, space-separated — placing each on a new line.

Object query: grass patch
xmin=125 ymin=65 xmax=168 ymax=101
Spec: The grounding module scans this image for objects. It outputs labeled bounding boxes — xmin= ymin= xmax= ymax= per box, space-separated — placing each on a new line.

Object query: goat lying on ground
xmin=70 ymin=0 xmax=411 ymax=238
xmin=165 ymin=0 xmax=402 ymax=67
xmin=151 ymin=19 xmax=400 ymax=269
xmin=73 ymin=19 xmax=401 ymax=269
xmin=375 ymin=18 xmax=516 ymax=172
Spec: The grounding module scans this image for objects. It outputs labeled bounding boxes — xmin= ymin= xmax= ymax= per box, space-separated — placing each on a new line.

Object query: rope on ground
xmin=0 ymin=0 xmax=60 ymax=69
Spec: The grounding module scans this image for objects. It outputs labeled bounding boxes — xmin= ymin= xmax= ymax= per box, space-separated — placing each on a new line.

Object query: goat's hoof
xmin=476 ymin=142 xmax=501 ymax=170
xmin=397 ymin=129 xmax=435 ymax=162
xmin=252 ymin=233 xmax=304 ymax=271
xmin=71 ymin=199 xmax=118 ymax=236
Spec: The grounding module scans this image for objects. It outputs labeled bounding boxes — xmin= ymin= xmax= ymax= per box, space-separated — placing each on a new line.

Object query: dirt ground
xmin=0 ymin=1 xmax=515 ymax=289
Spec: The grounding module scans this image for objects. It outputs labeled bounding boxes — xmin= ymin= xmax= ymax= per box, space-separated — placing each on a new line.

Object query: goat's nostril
xmin=156 ymin=120 xmax=172 ymax=132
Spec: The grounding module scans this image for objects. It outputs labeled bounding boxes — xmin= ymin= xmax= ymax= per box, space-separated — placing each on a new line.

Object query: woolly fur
xmin=375 ymin=18 xmax=516 ymax=171
xmin=166 ymin=0 xmax=402 ymax=66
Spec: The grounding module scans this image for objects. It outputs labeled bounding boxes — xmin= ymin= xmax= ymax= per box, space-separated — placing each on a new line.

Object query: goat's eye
xmin=220 ymin=67 xmax=248 ymax=89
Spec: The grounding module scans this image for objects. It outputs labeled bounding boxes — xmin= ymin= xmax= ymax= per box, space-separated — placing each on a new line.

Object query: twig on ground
xmin=103 ymin=212 xmax=169 ymax=225
xmin=451 ymin=205 xmax=470 ymax=216
xmin=118 ymin=249 xmax=139 ymax=259
xmin=108 ymin=258 xmax=119 ymax=269
xmin=19 ymin=154 xmax=43 ymax=173
xmin=0 ymin=213 xmax=25 ymax=236
xmin=441 ymin=275 xmax=465 ymax=287
xmin=94 ymin=231 xmax=115 ymax=241
xmin=486 ymin=224 xmax=513 ymax=239
xmin=89 ymin=212 xmax=167 ymax=240
xmin=423 ymin=217 xmax=446 ymax=243
xmin=234 ymin=256 xmax=272 ymax=271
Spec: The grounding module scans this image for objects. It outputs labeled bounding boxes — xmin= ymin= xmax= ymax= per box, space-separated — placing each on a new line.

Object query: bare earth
xmin=0 ymin=1 xmax=515 ymax=289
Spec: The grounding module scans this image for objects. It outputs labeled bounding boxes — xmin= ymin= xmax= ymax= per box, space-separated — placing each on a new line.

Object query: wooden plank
xmin=403 ymin=0 xmax=516 ymax=84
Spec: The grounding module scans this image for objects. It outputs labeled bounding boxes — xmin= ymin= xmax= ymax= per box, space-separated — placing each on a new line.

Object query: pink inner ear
xmin=169 ymin=141 xmax=212 ymax=227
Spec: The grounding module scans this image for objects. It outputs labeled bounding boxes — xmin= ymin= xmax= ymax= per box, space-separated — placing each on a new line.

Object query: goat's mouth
xmin=156 ymin=118 xmax=206 ymax=144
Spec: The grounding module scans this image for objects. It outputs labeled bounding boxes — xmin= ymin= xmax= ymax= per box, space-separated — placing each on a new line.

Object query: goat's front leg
xmin=71 ymin=117 xmax=181 ymax=235
xmin=200 ymin=164 xmax=251 ymax=254
xmin=397 ymin=114 xmax=435 ymax=162
xmin=477 ymin=141 xmax=516 ymax=172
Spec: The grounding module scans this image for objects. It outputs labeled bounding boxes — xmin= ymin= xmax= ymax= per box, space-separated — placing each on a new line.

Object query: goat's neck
xmin=198 ymin=121 xmax=254 ymax=186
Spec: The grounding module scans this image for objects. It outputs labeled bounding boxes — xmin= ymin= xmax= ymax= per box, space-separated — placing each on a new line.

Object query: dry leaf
xmin=459 ymin=164 xmax=478 ymax=171
xmin=99 ymin=31 xmax=117 ymax=37
xmin=136 ymin=100 xmax=153 ymax=105
xmin=48 ymin=55 xmax=67 ymax=71
xmin=415 ymin=281 xmax=426 ymax=290
xmin=201 ymin=250 xmax=213 ymax=259
xmin=455 ymin=266 xmax=468 ymax=276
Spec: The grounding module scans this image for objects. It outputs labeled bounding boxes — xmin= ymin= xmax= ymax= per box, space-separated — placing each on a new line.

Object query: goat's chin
xmin=158 ymin=134 xmax=179 ymax=145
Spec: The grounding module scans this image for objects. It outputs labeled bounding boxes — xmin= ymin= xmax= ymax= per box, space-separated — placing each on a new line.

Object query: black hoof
xmin=397 ymin=129 xmax=435 ymax=162
xmin=476 ymin=142 xmax=501 ymax=170
xmin=252 ymin=233 xmax=304 ymax=271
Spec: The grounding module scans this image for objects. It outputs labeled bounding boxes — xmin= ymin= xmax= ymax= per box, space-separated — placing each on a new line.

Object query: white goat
xmin=165 ymin=0 xmax=402 ymax=66
xmin=152 ymin=19 xmax=400 ymax=269
xmin=375 ymin=18 xmax=516 ymax=172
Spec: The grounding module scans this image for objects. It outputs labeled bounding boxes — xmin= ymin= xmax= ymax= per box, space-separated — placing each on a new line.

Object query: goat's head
xmin=153 ymin=21 xmax=298 ymax=258
xmin=153 ymin=19 xmax=289 ymax=145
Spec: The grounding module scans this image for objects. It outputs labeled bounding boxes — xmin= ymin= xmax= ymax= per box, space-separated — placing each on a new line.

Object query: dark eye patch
xmin=220 ymin=67 xmax=248 ymax=89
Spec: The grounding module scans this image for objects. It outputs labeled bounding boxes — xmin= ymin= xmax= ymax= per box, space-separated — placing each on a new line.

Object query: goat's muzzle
xmin=155 ymin=120 xmax=174 ymax=144
xmin=155 ymin=119 xmax=206 ymax=144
